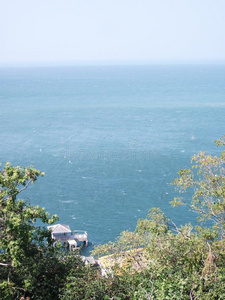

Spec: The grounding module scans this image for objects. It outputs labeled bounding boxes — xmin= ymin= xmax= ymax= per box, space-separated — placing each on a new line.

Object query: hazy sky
xmin=0 ymin=0 xmax=225 ymax=65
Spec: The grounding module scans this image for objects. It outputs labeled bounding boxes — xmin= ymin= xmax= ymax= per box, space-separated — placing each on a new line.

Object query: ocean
xmin=0 ymin=64 xmax=225 ymax=253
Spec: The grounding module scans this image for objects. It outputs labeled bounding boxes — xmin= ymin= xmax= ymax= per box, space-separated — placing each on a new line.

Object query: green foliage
xmin=171 ymin=138 xmax=225 ymax=238
xmin=92 ymin=208 xmax=225 ymax=299
xmin=0 ymin=163 xmax=62 ymax=299
xmin=59 ymin=258 xmax=145 ymax=300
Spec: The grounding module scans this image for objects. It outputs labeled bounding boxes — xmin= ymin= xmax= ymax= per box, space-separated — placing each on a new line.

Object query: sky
xmin=0 ymin=0 xmax=225 ymax=66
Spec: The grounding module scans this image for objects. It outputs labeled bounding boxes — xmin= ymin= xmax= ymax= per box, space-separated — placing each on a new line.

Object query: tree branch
xmin=18 ymin=179 xmax=33 ymax=194
xmin=0 ymin=262 xmax=11 ymax=266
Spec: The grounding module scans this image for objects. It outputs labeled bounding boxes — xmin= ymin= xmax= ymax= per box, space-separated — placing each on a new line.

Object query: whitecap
xmin=61 ymin=200 xmax=74 ymax=203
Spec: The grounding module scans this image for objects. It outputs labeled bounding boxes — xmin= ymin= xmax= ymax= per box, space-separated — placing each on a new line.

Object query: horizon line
xmin=0 ymin=59 xmax=225 ymax=68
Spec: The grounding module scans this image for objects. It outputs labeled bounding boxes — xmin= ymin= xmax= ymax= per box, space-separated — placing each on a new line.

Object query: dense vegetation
xmin=0 ymin=137 xmax=225 ymax=299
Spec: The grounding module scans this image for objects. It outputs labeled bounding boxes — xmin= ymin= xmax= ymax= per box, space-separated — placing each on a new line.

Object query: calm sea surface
xmin=0 ymin=65 xmax=225 ymax=253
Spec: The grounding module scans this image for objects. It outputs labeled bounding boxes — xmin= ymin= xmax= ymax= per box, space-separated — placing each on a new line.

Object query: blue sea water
xmin=0 ymin=64 xmax=225 ymax=253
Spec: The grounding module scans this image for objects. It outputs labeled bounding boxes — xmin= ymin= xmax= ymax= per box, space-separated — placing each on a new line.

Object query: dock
xmin=47 ymin=224 xmax=88 ymax=251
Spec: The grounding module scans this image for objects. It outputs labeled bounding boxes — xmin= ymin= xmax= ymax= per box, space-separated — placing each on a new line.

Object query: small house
xmin=48 ymin=224 xmax=88 ymax=251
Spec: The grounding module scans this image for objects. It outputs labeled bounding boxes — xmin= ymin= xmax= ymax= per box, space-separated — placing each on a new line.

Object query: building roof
xmin=47 ymin=224 xmax=71 ymax=234
xmin=68 ymin=240 xmax=77 ymax=246
xmin=98 ymin=248 xmax=148 ymax=274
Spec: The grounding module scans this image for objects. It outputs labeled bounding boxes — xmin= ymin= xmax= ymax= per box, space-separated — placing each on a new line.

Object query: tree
xmin=0 ymin=162 xmax=60 ymax=299
xmin=171 ymin=135 xmax=225 ymax=238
